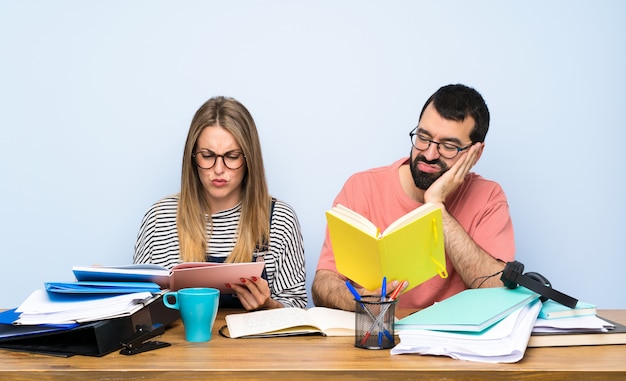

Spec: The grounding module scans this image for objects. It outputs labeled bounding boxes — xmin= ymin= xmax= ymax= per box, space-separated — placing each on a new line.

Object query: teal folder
xmin=538 ymin=299 xmax=596 ymax=319
xmin=395 ymin=287 xmax=539 ymax=332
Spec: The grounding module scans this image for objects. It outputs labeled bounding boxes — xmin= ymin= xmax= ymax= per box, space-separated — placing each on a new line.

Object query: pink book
xmin=72 ymin=262 xmax=266 ymax=294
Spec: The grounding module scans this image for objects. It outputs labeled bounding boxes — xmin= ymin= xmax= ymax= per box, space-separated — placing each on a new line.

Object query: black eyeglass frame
xmin=192 ymin=149 xmax=246 ymax=170
xmin=409 ymin=127 xmax=472 ymax=159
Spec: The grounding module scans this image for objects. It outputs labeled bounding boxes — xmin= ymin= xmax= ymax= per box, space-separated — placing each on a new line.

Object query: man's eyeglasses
xmin=409 ymin=127 xmax=472 ymax=159
xmin=193 ymin=149 xmax=246 ymax=170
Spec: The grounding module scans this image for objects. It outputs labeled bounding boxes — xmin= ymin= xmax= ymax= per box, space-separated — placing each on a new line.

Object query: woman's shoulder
xmin=271 ymin=197 xmax=296 ymax=214
xmin=144 ymin=194 xmax=180 ymax=217
xmin=269 ymin=198 xmax=303 ymax=242
xmin=156 ymin=193 xmax=180 ymax=204
xmin=270 ymin=198 xmax=301 ymax=223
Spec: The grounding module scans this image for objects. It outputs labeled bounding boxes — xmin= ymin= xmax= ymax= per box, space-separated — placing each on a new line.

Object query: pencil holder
xmin=354 ymin=295 xmax=397 ymax=349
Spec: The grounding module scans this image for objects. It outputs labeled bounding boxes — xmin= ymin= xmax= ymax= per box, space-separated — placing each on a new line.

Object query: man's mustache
xmin=416 ymin=155 xmax=443 ymax=167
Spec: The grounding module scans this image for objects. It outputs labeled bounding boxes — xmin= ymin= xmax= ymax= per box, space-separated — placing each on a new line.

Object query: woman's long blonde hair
xmin=177 ymin=96 xmax=270 ymax=263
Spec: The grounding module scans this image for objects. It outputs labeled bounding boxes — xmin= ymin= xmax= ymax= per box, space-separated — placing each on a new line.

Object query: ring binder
xmin=0 ymin=294 xmax=179 ymax=357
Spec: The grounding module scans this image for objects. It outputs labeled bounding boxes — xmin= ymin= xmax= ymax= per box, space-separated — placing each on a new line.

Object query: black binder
xmin=0 ymin=294 xmax=179 ymax=357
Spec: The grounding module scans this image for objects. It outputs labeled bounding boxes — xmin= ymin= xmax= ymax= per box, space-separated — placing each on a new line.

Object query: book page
xmin=171 ymin=262 xmax=221 ymax=270
xmin=14 ymin=290 xmax=155 ymax=325
xmin=326 ymin=203 xmax=447 ymax=291
xmin=226 ymin=308 xmax=320 ymax=338
xmin=383 ymin=203 xmax=438 ymax=235
xmin=533 ymin=315 xmax=611 ymax=333
xmin=328 ymin=204 xmax=378 ymax=237
xmin=306 ymin=307 xmax=355 ymax=336
xmin=392 ymin=300 xmax=542 ymax=363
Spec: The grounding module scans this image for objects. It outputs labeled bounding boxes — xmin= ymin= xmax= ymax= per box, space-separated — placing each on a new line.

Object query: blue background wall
xmin=1 ymin=0 xmax=624 ymax=309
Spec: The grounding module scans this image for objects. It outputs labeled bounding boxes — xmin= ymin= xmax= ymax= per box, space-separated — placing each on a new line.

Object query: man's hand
xmin=424 ymin=142 xmax=483 ymax=205
xmin=376 ymin=279 xmax=409 ymax=298
xmin=312 ymin=270 xmax=410 ymax=311
xmin=312 ymin=270 xmax=361 ymax=311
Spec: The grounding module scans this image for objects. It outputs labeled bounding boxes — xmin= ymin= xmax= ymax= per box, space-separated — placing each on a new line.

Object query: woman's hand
xmin=226 ymin=277 xmax=283 ymax=310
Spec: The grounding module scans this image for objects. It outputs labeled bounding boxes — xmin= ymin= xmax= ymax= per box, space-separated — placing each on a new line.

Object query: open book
xmin=224 ymin=307 xmax=355 ymax=338
xmin=72 ymin=262 xmax=265 ymax=294
xmin=325 ymin=202 xmax=447 ymax=292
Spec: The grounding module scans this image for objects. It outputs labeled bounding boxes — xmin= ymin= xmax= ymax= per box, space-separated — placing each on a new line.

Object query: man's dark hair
xmin=419 ymin=84 xmax=490 ymax=143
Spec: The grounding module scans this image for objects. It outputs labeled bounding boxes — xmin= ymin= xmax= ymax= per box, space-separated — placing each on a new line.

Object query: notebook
xmin=395 ymin=287 xmax=539 ymax=332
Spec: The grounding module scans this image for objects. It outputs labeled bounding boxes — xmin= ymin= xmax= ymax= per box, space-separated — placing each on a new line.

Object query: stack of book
xmin=4 ymin=260 xmax=268 ymax=327
xmin=11 ymin=287 xmax=159 ymax=325
xmin=0 ymin=268 xmax=178 ymax=357
xmin=391 ymin=288 xmax=626 ymax=363
xmin=391 ymin=287 xmax=541 ymax=363
xmin=528 ymin=300 xmax=626 ymax=347
xmin=0 ymin=285 xmax=177 ymax=357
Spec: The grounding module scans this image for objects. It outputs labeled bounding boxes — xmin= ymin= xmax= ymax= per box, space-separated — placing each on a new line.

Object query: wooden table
xmin=1 ymin=309 xmax=624 ymax=381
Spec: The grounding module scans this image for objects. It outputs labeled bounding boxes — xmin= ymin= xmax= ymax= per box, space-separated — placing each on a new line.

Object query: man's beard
xmin=409 ymin=152 xmax=449 ymax=190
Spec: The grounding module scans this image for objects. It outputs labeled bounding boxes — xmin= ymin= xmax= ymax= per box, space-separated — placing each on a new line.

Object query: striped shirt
xmin=133 ymin=195 xmax=307 ymax=308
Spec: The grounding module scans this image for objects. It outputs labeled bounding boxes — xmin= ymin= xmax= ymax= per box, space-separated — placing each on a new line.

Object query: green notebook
xmin=395 ymin=287 xmax=539 ymax=332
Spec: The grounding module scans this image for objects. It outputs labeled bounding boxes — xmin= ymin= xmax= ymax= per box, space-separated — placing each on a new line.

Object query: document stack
xmin=0 ymin=276 xmax=178 ymax=357
xmin=529 ymin=300 xmax=626 ymax=347
xmin=391 ymin=287 xmax=541 ymax=363
xmin=13 ymin=287 xmax=158 ymax=325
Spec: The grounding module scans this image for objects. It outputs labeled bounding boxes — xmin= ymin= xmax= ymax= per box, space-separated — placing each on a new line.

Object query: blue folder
xmin=45 ymin=281 xmax=161 ymax=294
xmin=0 ymin=309 xmax=78 ymax=340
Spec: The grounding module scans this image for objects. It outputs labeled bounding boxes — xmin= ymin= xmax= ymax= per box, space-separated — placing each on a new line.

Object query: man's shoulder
xmin=451 ymin=172 xmax=508 ymax=207
xmin=464 ymin=173 xmax=505 ymax=191
xmin=345 ymin=158 xmax=406 ymax=183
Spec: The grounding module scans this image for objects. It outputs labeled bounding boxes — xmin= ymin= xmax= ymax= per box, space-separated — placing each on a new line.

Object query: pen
xmin=378 ymin=276 xmax=387 ymax=347
xmin=389 ymin=280 xmax=406 ymax=300
xmin=360 ymin=280 xmax=406 ymax=346
xmin=381 ymin=276 xmax=386 ymax=301
xmin=345 ymin=281 xmax=378 ymax=322
xmin=345 ymin=281 xmax=362 ymax=301
xmin=345 ymin=281 xmax=394 ymax=342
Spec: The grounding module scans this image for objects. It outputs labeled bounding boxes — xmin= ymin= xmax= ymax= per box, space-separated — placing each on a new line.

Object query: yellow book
xmin=325 ymin=202 xmax=448 ymax=292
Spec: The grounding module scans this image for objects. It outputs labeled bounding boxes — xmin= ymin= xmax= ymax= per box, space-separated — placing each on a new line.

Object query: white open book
xmin=224 ymin=307 xmax=355 ymax=338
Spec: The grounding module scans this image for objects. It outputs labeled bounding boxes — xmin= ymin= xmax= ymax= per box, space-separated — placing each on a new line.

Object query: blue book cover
xmin=538 ymin=300 xmax=596 ymax=319
xmin=71 ymin=264 xmax=170 ymax=287
xmin=45 ymin=281 xmax=161 ymax=294
xmin=395 ymin=287 xmax=539 ymax=332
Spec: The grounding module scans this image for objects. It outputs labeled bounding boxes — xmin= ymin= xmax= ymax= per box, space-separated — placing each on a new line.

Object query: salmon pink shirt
xmin=316 ymin=158 xmax=515 ymax=309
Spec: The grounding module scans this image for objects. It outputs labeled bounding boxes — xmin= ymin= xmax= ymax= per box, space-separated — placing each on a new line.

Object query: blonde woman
xmin=134 ymin=96 xmax=306 ymax=310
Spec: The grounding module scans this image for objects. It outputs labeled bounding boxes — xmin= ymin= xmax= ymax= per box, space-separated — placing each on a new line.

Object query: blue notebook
xmin=395 ymin=287 xmax=539 ymax=332
xmin=45 ymin=281 xmax=161 ymax=294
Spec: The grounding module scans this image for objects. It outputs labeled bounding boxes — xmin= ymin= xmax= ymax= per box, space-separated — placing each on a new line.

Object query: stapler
xmin=119 ymin=324 xmax=171 ymax=355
